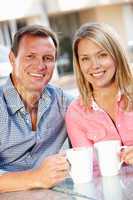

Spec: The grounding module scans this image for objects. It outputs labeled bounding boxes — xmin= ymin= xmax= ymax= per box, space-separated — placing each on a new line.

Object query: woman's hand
xmin=120 ymin=146 xmax=133 ymax=165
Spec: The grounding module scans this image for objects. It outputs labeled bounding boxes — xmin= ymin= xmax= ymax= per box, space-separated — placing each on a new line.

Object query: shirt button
xmin=118 ymin=124 xmax=120 ymax=128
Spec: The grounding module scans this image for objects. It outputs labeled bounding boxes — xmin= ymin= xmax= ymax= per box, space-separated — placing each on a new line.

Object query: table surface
xmin=0 ymin=165 xmax=133 ymax=200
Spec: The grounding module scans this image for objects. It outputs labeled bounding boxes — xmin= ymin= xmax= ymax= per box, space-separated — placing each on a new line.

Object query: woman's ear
xmin=9 ymin=51 xmax=16 ymax=67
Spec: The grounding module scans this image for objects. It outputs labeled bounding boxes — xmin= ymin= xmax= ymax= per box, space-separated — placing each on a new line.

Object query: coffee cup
xmin=66 ymin=147 xmax=93 ymax=183
xmin=94 ymin=140 xmax=126 ymax=176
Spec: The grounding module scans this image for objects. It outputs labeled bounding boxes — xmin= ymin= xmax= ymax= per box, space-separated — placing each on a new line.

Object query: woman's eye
xmin=99 ymin=53 xmax=108 ymax=58
xmin=81 ymin=57 xmax=90 ymax=62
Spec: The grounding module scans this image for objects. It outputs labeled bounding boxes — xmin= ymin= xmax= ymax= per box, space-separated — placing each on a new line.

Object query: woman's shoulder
xmin=66 ymin=97 xmax=87 ymax=115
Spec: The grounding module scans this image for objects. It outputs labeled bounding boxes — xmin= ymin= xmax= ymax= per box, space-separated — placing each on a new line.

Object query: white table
xmin=0 ymin=165 xmax=133 ymax=200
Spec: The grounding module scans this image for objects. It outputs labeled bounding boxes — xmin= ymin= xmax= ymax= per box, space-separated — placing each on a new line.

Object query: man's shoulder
xmin=46 ymin=83 xmax=63 ymax=94
xmin=45 ymin=84 xmax=71 ymax=101
xmin=0 ymin=85 xmax=8 ymax=118
xmin=0 ymin=76 xmax=12 ymax=95
xmin=0 ymin=85 xmax=4 ymax=99
xmin=45 ymin=84 xmax=73 ymax=110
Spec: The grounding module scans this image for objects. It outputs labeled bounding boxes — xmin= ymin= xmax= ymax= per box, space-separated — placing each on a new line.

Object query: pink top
xmin=65 ymin=95 xmax=133 ymax=147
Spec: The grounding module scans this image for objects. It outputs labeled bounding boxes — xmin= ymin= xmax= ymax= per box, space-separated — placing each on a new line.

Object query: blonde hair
xmin=73 ymin=22 xmax=133 ymax=110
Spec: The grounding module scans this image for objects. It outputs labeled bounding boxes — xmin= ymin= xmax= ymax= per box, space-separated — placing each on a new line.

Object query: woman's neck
xmin=92 ymin=83 xmax=118 ymax=102
xmin=92 ymin=83 xmax=119 ymax=122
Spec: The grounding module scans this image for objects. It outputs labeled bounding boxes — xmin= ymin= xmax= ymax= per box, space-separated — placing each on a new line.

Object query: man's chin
xmin=26 ymin=84 xmax=46 ymax=94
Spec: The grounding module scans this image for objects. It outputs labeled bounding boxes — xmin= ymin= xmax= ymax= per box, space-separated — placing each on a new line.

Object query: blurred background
xmin=0 ymin=0 xmax=133 ymax=92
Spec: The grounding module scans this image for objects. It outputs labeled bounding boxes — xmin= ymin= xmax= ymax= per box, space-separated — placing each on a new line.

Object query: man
xmin=0 ymin=25 xmax=71 ymax=192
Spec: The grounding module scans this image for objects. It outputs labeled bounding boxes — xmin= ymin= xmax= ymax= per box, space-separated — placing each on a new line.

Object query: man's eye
xmin=26 ymin=55 xmax=34 ymax=59
xmin=44 ymin=56 xmax=54 ymax=62
xmin=46 ymin=57 xmax=52 ymax=61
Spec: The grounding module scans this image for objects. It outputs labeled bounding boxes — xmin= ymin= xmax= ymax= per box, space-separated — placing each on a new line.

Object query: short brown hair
xmin=11 ymin=24 xmax=59 ymax=58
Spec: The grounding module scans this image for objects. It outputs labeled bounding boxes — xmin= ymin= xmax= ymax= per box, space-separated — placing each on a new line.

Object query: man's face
xmin=10 ymin=35 xmax=56 ymax=94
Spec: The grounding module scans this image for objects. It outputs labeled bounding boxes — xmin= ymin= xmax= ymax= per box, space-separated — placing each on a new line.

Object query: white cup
xmin=94 ymin=140 xmax=125 ymax=176
xmin=66 ymin=147 xmax=93 ymax=184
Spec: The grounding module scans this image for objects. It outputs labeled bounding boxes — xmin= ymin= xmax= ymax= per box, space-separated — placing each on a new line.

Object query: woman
xmin=65 ymin=22 xmax=133 ymax=165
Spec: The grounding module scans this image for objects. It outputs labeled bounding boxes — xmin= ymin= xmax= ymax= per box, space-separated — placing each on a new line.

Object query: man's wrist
xmin=30 ymin=169 xmax=44 ymax=189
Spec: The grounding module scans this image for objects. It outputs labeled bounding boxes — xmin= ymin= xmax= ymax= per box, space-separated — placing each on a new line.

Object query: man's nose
xmin=37 ymin=59 xmax=47 ymax=70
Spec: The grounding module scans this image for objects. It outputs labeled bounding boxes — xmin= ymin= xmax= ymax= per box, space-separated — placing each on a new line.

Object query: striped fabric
xmin=0 ymin=77 xmax=72 ymax=172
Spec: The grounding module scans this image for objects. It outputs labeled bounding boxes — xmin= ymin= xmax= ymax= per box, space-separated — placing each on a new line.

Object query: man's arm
xmin=0 ymin=153 xmax=69 ymax=193
xmin=0 ymin=169 xmax=39 ymax=193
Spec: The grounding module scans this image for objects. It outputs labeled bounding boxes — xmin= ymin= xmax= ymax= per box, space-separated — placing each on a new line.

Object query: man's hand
xmin=0 ymin=153 xmax=70 ymax=193
xmin=34 ymin=152 xmax=70 ymax=189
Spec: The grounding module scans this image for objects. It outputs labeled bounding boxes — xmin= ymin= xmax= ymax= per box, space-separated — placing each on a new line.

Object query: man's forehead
xmin=18 ymin=35 xmax=56 ymax=54
xmin=20 ymin=34 xmax=54 ymax=45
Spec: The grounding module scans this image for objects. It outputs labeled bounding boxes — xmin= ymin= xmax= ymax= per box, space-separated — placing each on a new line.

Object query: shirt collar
xmin=3 ymin=77 xmax=52 ymax=115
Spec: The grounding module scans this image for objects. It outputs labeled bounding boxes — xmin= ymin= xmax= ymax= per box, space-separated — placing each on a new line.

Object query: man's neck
xmin=18 ymin=87 xmax=40 ymax=131
xmin=12 ymin=76 xmax=42 ymax=131
xmin=22 ymin=92 xmax=40 ymax=113
xmin=16 ymin=85 xmax=40 ymax=112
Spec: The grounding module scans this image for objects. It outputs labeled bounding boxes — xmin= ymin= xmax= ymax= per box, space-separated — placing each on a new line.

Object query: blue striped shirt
xmin=0 ymin=77 xmax=72 ymax=172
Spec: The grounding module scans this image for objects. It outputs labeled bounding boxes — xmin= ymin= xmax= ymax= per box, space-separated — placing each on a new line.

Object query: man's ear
xmin=9 ymin=51 xmax=16 ymax=68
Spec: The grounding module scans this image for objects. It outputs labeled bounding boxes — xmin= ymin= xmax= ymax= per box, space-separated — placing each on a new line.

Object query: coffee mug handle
xmin=118 ymin=146 xmax=127 ymax=170
xmin=66 ymin=152 xmax=73 ymax=178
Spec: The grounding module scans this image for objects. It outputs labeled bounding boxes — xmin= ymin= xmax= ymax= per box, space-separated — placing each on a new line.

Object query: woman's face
xmin=77 ymin=38 xmax=116 ymax=90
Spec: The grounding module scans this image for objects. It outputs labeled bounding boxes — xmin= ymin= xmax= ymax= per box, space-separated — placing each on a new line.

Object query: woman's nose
xmin=91 ymin=56 xmax=100 ymax=69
